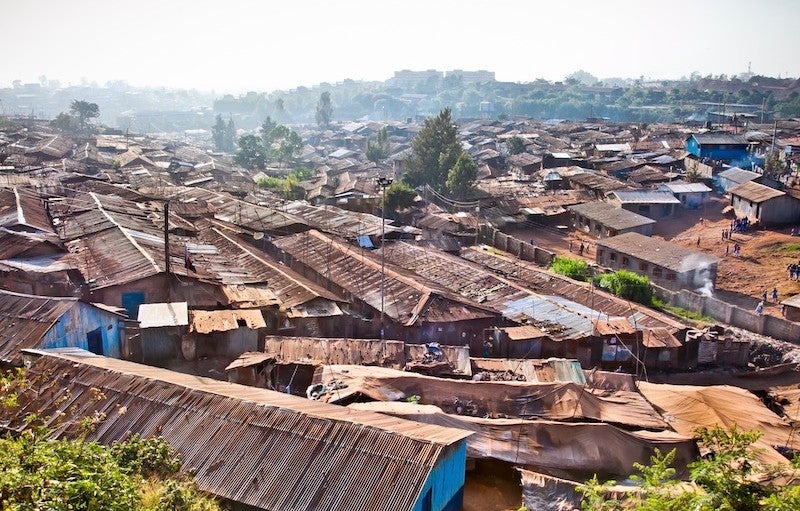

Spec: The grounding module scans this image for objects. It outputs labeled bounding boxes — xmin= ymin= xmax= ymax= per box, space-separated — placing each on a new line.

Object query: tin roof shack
xmin=187 ymin=309 xmax=263 ymax=359
xmin=485 ymin=325 xmax=553 ymax=359
xmin=657 ymin=182 xmax=712 ymax=210
xmin=606 ymin=190 xmax=681 ymax=219
xmin=780 ymin=294 xmax=800 ymax=323
xmin=569 ymin=202 xmax=655 ymax=238
xmin=715 ymin=167 xmax=761 ymax=193
xmin=270 ymin=230 xmax=502 ymax=345
xmin=224 ymin=352 xmax=323 ymax=396
xmin=686 ymin=133 xmax=751 ymax=165
xmin=136 ymin=302 xmax=188 ymax=365
xmin=0 ymin=187 xmax=56 ymax=234
xmin=0 ymin=289 xmax=124 ymax=365
xmin=596 ymin=232 xmax=721 ymax=293
xmin=728 ymin=181 xmax=800 ymax=225
xmin=10 ymin=351 xmax=473 ymax=511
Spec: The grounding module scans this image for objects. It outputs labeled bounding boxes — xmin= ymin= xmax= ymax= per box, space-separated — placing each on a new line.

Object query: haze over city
xmin=4 ymin=0 xmax=800 ymax=93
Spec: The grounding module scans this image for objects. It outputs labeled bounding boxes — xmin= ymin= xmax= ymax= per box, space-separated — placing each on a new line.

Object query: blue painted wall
xmin=412 ymin=441 xmax=468 ymax=511
xmin=40 ymin=302 xmax=123 ymax=358
xmin=686 ymin=136 xmax=750 ymax=164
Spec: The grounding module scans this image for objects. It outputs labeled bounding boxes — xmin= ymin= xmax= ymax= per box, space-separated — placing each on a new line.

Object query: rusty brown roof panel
xmin=273 ymin=230 xmax=498 ymax=325
xmin=0 ymin=289 xmax=78 ymax=363
xmin=7 ymin=352 xmax=471 ymax=511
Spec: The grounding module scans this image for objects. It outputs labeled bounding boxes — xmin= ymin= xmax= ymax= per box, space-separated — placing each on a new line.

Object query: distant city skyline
xmin=4 ymin=0 xmax=799 ymax=94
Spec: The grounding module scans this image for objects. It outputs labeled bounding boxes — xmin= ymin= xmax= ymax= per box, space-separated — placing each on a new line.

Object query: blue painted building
xmin=685 ymin=133 xmax=757 ymax=167
xmin=412 ymin=441 xmax=469 ymax=511
xmin=0 ymin=289 xmax=125 ymax=365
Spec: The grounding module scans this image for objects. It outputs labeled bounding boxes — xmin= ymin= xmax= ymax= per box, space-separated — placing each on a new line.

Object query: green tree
xmin=366 ymin=126 xmax=390 ymax=162
xmin=507 ymin=136 xmax=526 ymax=155
xmin=446 ymin=152 xmax=478 ymax=198
xmin=211 ymin=114 xmax=226 ymax=151
xmin=260 ymin=116 xmax=278 ymax=148
xmin=404 ymin=107 xmax=464 ymax=190
xmin=51 ymin=112 xmax=82 ymax=133
xmin=384 ymin=181 xmax=417 ymax=212
xmin=69 ymin=100 xmax=100 ymax=131
xmin=267 ymin=125 xmax=303 ymax=166
xmin=234 ymin=134 xmax=267 ymax=170
xmin=224 ymin=117 xmax=236 ymax=152
xmin=316 ymin=91 xmax=333 ymax=128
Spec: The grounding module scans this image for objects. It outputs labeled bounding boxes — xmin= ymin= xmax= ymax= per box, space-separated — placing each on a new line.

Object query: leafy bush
xmin=550 ymin=256 xmax=589 ymax=281
xmin=594 ymin=270 xmax=652 ymax=305
xmin=579 ymin=425 xmax=799 ymax=511
xmin=111 ymin=434 xmax=181 ymax=479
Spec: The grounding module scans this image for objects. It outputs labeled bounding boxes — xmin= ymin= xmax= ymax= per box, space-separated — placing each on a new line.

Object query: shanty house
xmin=780 ymin=294 xmax=800 ymax=322
xmin=596 ymin=232 xmax=721 ymax=292
xmin=728 ymin=181 xmax=800 ymax=225
xmin=685 ymin=133 xmax=751 ymax=165
xmin=606 ymin=190 xmax=681 ymax=219
xmin=0 ymin=289 xmax=124 ymax=365
xmin=568 ymin=202 xmax=655 ymax=238
xmin=270 ymin=230 xmax=503 ymax=345
xmin=715 ymin=167 xmax=761 ymax=193
xmin=10 ymin=351 xmax=473 ymax=511
xmin=657 ymin=182 xmax=712 ymax=209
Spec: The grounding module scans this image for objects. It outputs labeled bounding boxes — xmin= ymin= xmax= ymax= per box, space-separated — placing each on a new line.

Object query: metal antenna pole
xmin=377 ymin=176 xmax=393 ymax=340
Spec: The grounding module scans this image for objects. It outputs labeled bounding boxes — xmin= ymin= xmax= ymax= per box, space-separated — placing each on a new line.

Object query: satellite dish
xmin=254 ymin=232 xmax=265 ymax=240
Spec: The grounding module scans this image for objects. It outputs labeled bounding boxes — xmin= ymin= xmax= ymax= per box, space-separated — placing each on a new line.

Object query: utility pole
xmin=376 ymin=176 xmax=393 ymax=340
xmin=164 ymin=201 xmax=171 ymax=300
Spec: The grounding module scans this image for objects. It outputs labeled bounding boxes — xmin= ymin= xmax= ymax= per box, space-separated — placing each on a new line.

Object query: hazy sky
xmin=4 ymin=0 xmax=799 ymax=93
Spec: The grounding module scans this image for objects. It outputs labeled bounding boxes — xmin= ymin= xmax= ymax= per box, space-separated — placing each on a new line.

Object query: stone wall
xmin=477 ymin=225 xmax=555 ymax=266
xmin=655 ymin=286 xmax=800 ymax=343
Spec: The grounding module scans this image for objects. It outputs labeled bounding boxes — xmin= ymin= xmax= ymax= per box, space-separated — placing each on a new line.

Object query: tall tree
xmin=316 ymin=91 xmax=333 ymax=128
xmin=211 ymin=114 xmax=226 ymax=151
xmin=260 ymin=116 xmax=278 ymax=148
xmin=69 ymin=100 xmax=100 ymax=130
xmin=267 ymin=125 xmax=303 ymax=166
xmin=224 ymin=117 xmax=236 ymax=152
xmin=366 ymin=126 xmax=390 ymax=162
xmin=404 ymin=107 xmax=464 ymax=191
xmin=234 ymin=134 xmax=267 ymax=170
xmin=446 ymin=152 xmax=478 ymax=198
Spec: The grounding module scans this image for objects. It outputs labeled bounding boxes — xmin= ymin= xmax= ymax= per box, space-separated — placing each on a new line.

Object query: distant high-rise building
xmin=389 ymin=69 xmax=444 ymax=88
xmin=446 ymin=69 xmax=496 ymax=84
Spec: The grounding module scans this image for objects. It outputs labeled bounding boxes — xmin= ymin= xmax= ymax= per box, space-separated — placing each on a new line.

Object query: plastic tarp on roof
xmin=638 ymin=382 xmax=800 ymax=466
xmin=348 ymin=401 xmax=697 ymax=476
xmin=321 ymin=364 xmax=667 ymax=429
xmin=189 ymin=309 xmax=266 ymax=334
xmin=137 ymin=302 xmax=188 ymax=328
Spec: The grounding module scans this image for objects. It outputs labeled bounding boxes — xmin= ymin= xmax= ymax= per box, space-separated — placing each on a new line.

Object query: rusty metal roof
xmin=0 ymin=187 xmax=54 ymax=233
xmin=8 ymin=352 xmax=471 ymax=511
xmin=728 ymin=181 xmax=786 ymax=203
xmin=458 ymin=246 xmax=686 ymax=333
xmin=381 ymin=242 xmax=680 ymax=340
xmin=189 ymin=309 xmax=266 ymax=334
xmin=272 ymin=230 xmax=499 ymax=326
xmin=597 ymin=232 xmax=721 ymax=273
xmin=0 ymin=289 xmax=78 ymax=364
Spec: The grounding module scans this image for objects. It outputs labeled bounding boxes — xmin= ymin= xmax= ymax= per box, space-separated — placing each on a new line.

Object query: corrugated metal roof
xmin=272 ymin=230 xmax=498 ymax=326
xmin=609 ymin=190 xmax=681 ymax=204
xmin=137 ymin=302 xmax=188 ymax=328
xmin=728 ymin=181 xmax=785 ymax=203
xmin=7 ymin=352 xmax=471 ymax=511
xmin=501 ymin=325 xmax=549 ymax=340
xmin=0 ymin=187 xmax=54 ymax=233
xmin=717 ymin=167 xmax=760 ymax=184
xmin=597 ymin=232 xmax=721 ymax=273
xmin=470 ymin=357 xmax=586 ymax=384
xmin=658 ymin=182 xmax=712 ymax=194
xmin=0 ymin=289 xmax=78 ymax=364
xmin=689 ymin=133 xmax=749 ymax=145
xmin=568 ymin=202 xmax=655 ymax=230
xmin=457 ymin=246 xmax=686 ymax=333
xmin=189 ymin=309 xmax=266 ymax=334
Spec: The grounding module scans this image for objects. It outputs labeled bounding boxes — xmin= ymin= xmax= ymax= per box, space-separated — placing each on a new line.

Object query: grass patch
xmin=651 ymin=296 xmax=714 ymax=324
xmin=779 ymin=243 xmax=800 ymax=253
